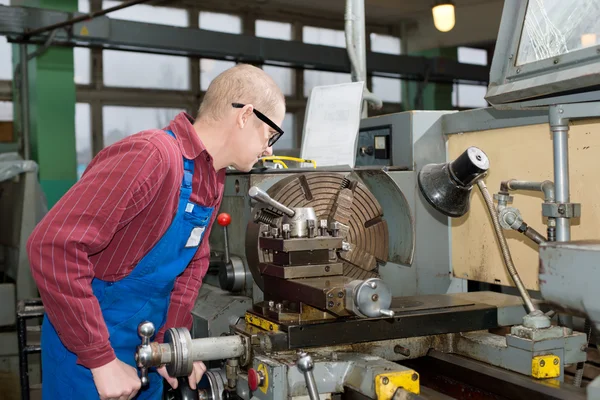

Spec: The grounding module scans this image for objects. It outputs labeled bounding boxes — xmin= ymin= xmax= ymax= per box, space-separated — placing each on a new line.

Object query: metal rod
xmin=521 ymin=225 xmax=547 ymax=245
xmin=248 ymin=186 xmax=295 ymax=217
xmin=477 ymin=180 xmax=536 ymax=314
xmin=22 ymin=0 xmax=152 ymax=39
xmin=223 ymin=226 xmax=230 ymax=265
xmin=297 ymin=353 xmax=319 ymax=400
xmin=552 ymin=124 xmax=571 ymax=241
xmin=19 ymin=43 xmax=30 ymax=161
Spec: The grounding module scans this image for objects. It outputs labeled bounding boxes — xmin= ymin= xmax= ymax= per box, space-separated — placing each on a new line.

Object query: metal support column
xmin=549 ymin=105 xmax=571 ymax=242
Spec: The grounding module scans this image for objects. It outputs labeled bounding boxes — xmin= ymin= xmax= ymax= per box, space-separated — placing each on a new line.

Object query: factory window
xmin=256 ymin=20 xmax=295 ymax=97
xmin=199 ymin=12 xmax=242 ymax=91
xmin=0 ymin=36 xmax=10 ymax=81
xmin=199 ymin=12 xmax=242 ymax=34
xmin=76 ymin=103 xmax=92 ymax=179
xmin=101 ymin=1 xmax=188 ymax=89
xmin=263 ymin=65 xmax=294 ymax=96
xmin=370 ymin=33 xmax=401 ymax=55
xmin=0 ymin=101 xmax=12 ymax=121
xmin=74 ymin=48 xmax=90 ymax=85
xmin=79 ymin=0 xmax=89 ymax=12
xmin=0 ymin=0 xmax=10 ymax=81
xmin=104 ymin=51 xmax=190 ymax=90
xmin=102 ymin=1 xmax=187 ymax=26
xmin=453 ymin=47 xmax=489 ymax=109
xmin=273 ymin=113 xmax=295 ymax=152
xmin=256 ymin=20 xmax=292 ymax=40
xmin=303 ymin=27 xmax=350 ymax=97
xmin=303 ymin=26 xmax=346 ymax=48
xmin=304 ymin=70 xmax=352 ymax=98
xmin=102 ymin=106 xmax=182 ymax=148
xmin=372 ymin=76 xmax=401 ymax=103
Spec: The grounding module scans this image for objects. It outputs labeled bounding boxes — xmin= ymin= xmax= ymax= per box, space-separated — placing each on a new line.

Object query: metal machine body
xmin=133 ymin=109 xmax=593 ymax=399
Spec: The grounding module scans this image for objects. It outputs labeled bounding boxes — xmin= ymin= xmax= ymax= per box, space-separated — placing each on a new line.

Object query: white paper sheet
xmin=300 ymin=81 xmax=364 ymax=168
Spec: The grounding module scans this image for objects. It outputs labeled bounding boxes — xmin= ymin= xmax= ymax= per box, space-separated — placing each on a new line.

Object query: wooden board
xmin=448 ymin=119 xmax=600 ymax=290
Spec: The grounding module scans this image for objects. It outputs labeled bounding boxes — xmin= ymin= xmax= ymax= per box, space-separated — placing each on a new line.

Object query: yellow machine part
xmin=531 ymin=355 xmax=560 ymax=379
xmin=375 ymin=370 xmax=420 ymax=399
xmin=245 ymin=312 xmax=281 ymax=333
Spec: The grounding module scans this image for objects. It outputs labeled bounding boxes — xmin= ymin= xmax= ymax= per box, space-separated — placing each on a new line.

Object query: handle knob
xmin=217 ymin=213 xmax=231 ymax=227
xmin=248 ymin=186 xmax=295 ymax=217
xmin=136 ymin=321 xmax=155 ymax=387
xmin=297 ymin=352 xmax=319 ymax=400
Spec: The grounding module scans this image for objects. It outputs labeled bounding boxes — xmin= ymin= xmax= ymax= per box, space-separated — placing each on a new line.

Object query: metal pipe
xmin=19 ymin=44 xmax=30 ymax=161
xmin=248 ymin=186 xmax=295 ymax=217
xmin=520 ymin=224 xmax=547 ymax=245
xmin=21 ymin=0 xmax=152 ymax=39
xmin=477 ymin=180 xmax=536 ymax=314
xmin=552 ymin=124 xmax=571 ymax=241
xmin=505 ymin=179 xmax=555 ymax=202
xmin=156 ymin=335 xmax=246 ymax=366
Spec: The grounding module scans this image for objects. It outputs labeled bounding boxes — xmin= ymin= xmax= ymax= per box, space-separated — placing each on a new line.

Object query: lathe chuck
xmin=246 ymin=172 xmax=389 ymax=290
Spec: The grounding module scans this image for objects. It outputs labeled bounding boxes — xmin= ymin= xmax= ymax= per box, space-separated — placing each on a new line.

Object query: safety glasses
xmin=232 ymin=103 xmax=284 ymax=147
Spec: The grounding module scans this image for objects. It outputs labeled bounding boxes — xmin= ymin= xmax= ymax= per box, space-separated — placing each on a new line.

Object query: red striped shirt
xmin=26 ymin=112 xmax=225 ymax=369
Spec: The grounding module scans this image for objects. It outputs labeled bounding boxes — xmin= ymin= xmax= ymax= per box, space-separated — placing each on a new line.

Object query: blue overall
xmin=40 ymin=130 xmax=214 ymax=399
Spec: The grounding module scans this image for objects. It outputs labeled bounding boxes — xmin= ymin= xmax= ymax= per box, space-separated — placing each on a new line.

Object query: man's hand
xmin=91 ymin=358 xmax=142 ymax=400
xmin=158 ymin=361 xmax=207 ymax=389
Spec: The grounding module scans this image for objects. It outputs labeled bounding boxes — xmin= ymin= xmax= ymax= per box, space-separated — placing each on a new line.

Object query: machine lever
xmin=217 ymin=213 xmax=232 ymax=264
xmin=248 ymin=186 xmax=295 ymax=217
xmin=297 ymin=352 xmax=319 ymax=400
xmin=136 ymin=321 xmax=155 ymax=387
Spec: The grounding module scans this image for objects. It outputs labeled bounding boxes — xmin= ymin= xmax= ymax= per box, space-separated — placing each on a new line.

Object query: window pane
xmin=256 ymin=20 xmax=292 ymax=40
xmin=303 ymin=26 xmax=345 ymax=48
xmin=0 ymin=0 xmax=11 ymax=80
xmin=200 ymin=59 xmax=235 ymax=91
xmin=263 ymin=65 xmax=294 ymax=96
xmin=104 ymin=51 xmax=189 ymax=89
xmin=0 ymin=101 xmax=13 ymax=121
xmin=372 ymin=76 xmax=401 ymax=103
xmin=103 ymin=106 xmax=182 ymax=147
xmin=78 ymin=0 xmax=89 ymax=12
xmin=76 ymin=103 xmax=91 ymax=179
xmin=273 ymin=113 xmax=295 ymax=151
xmin=303 ymin=70 xmax=351 ymax=98
xmin=458 ymin=47 xmax=487 ymax=66
xmin=370 ymin=33 xmax=401 ymax=55
xmin=453 ymin=84 xmax=488 ymax=108
xmin=199 ymin=12 xmax=241 ymax=34
xmin=74 ymin=48 xmax=90 ymax=85
xmin=102 ymin=1 xmax=187 ymax=26
xmin=0 ymin=36 xmax=11 ymax=81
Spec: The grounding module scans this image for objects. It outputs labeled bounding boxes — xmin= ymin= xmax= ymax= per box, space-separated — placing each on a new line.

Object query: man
xmin=27 ymin=64 xmax=286 ymax=400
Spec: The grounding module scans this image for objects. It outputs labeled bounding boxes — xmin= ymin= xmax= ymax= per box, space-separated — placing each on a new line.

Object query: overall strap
xmin=164 ymin=129 xmax=194 ymax=189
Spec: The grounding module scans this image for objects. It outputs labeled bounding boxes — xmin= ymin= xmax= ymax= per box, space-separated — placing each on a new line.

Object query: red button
xmin=217 ymin=213 xmax=231 ymax=227
xmin=248 ymin=368 xmax=260 ymax=391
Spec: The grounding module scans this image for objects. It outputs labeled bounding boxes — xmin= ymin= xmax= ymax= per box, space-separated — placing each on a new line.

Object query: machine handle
xmin=248 ymin=186 xmax=295 ymax=217
xmin=136 ymin=321 xmax=155 ymax=387
xmin=217 ymin=213 xmax=232 ymax=264
xmin=297 ymin=352 xmax=319 ymax=400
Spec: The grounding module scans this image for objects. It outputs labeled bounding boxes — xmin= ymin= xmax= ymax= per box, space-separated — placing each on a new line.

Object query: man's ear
xmin=237 ymin=104 xmax=254 ymax=129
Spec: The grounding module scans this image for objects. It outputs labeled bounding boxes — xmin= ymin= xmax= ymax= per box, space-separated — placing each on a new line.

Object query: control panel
xmin=355 ymin=126 xmax=392 ymax=167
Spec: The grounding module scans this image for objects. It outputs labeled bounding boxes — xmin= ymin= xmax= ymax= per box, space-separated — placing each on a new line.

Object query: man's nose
xmin=264 ymin=146 xmax=273 ymax=156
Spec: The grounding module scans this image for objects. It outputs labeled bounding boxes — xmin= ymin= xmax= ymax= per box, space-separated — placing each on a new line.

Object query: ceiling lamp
xmin=432 ymin=1 xmax=456 ymax=33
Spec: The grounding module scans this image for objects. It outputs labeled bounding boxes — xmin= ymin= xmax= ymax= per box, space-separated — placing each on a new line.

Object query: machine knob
xmin=136 ymin=321 xmax=155 ymax=387
xmin=217 ymin=213 xmax=231 ymax=227
xmin=297 ymin=352 xmax=319 ymax=400
xmin=217 ymin=213 xmax=232 ymax=264
xmin=247 ymin=368 xmax=264 ymax=392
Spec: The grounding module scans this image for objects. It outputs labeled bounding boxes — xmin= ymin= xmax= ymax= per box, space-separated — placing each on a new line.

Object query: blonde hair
xmin=198 ymin=64 xmax=285 ymax=122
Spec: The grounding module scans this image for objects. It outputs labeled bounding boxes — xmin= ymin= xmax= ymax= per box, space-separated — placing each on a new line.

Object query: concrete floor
xmin=0 ymin=327 xmax=42 ymax=400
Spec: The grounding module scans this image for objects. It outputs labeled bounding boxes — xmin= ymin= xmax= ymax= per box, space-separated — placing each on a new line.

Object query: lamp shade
xmin=432 ymin=2 xmax=455 ymax=32
xmin=418 ymin=147 xmax=489 ymax=218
